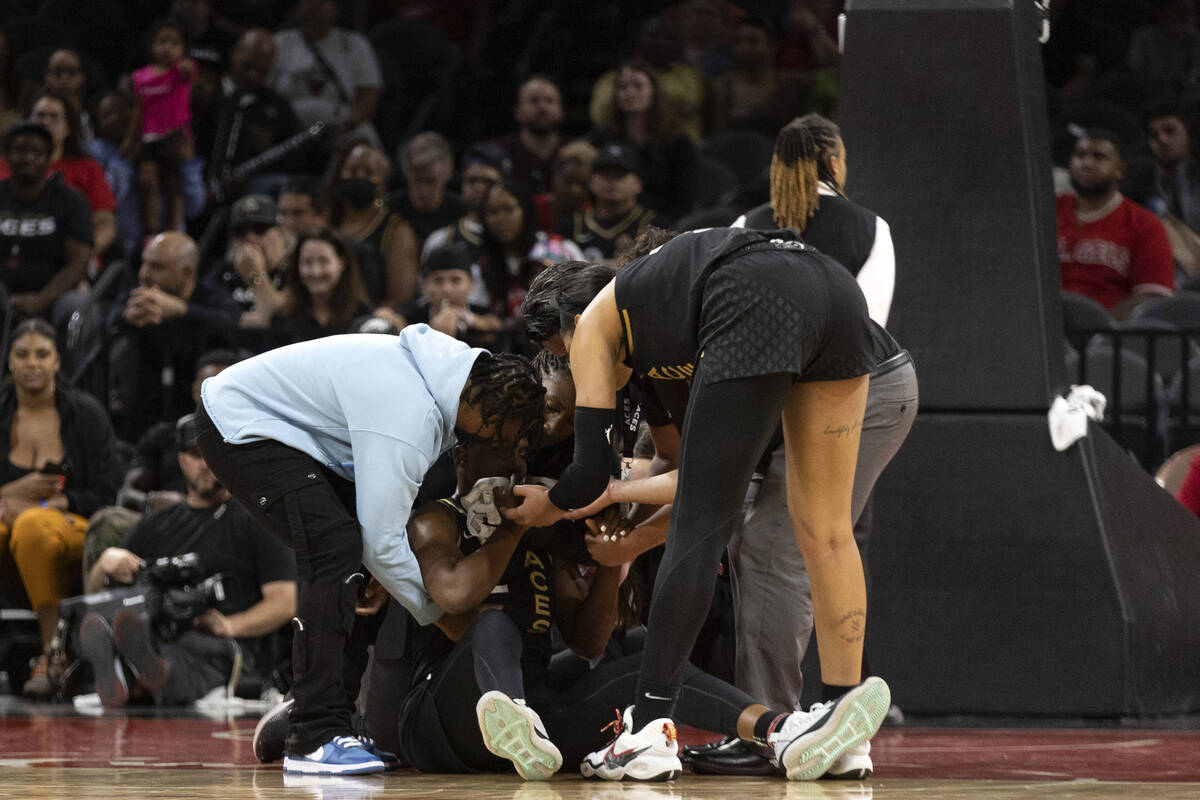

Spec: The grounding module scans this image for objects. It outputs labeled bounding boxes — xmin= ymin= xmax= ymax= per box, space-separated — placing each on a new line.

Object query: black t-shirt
xmin=388 ymin=191 xmax=467 ymax=246
xmin=493 ymin=132 xmax=555 ymax=195
xmin=201 ymin=258 xmax=285 ymax=314
xmin=196 ymin=82 xmax=302 ymax=179
xmin=0 ymin=177 xmax=93 ymax=294
xmin=123 ymin=499 xmax=297 ymax=677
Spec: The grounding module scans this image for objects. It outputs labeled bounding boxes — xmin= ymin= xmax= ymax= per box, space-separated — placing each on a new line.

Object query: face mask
xmin=460 ymin=476 xmax=513 ymax=543
xmin=335 ymin=177 xmax=376 ymax=209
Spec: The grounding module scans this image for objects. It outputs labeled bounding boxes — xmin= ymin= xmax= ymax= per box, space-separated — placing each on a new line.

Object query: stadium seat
xmin=1115 ymin=317 xmax=1193 ymax=383
xmin=1129 ymin=293 xmax=1200 ymax=327
xmin=1061 ymin=290 xmax=1115 ymax=354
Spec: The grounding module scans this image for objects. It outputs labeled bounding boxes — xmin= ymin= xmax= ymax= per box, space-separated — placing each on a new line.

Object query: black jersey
xmin=566 ymin=206 xmax=657 ymax=263
xmin=614 ymin=227 xmax=899 ymax=424
xmin=444 ymin=497 xmax=555 ymax=679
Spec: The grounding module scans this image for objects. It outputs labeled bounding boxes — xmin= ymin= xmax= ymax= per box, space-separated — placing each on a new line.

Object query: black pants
xmin=635 ymin=369 xmax=794 ymax=725
xmin=398 ymin=609 xmax=756 ymax=772
xmin=195 ymin=405 xmax=366 ymax=755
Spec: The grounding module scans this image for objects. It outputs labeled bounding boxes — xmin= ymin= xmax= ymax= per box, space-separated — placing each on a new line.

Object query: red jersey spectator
xmin=1057 ymin=129 xmax=1174 ymax=319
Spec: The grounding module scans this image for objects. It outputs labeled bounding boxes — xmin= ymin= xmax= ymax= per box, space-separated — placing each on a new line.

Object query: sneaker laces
xmin=600 ymin=708 xmax=624 ymax=742
xmin=332 ymin=736 xmax=366 ymax=750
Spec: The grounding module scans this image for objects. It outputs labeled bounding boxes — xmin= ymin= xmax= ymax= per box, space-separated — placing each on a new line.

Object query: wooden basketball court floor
xmin=2 ymin=698 xmax=1199 ymax=799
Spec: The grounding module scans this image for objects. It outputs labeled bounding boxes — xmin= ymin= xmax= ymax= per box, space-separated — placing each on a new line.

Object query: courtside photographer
xmin=74 ymin=413 xmax=296 ymax=707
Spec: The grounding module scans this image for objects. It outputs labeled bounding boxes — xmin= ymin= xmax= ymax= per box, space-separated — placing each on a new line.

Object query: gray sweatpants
xmin=727 ymin=357 xmax=918 ymax=710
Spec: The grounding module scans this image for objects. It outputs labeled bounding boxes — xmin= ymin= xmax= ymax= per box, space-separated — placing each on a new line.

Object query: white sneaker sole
xmin=282 ymin=754 xmax=386 ymax=775
xmin=580 ymin=753 xmax=682 ymax=781
xmin=824 ymin=753 xmax=874 ymax=780
xmin=779 ymin=676 xmax=890 ymax=781
xmin=476 ymin=691 xmax=563 ymax=780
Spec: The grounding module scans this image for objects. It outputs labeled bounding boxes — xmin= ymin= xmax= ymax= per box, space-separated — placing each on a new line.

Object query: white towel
xmin=1048 ymin=385 xmax=1107 ymax=452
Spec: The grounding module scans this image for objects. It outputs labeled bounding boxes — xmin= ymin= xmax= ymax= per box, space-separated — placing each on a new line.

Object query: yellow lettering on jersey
xmin=530 ymin=571 xmax=548 ymax=592
xmin=647 ymin=363 xmax=694 ymax=381
xmin=523 ymin=551 xmax=546 ymax=569
xmin=533 ymin=593 xmax=550 ymax=618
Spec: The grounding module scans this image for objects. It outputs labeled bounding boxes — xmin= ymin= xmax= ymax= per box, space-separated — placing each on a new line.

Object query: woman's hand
xmin=562 ymin=478 xmax=619 ymax=520
xmin=1 ymin=472 xmax=63 ymax=503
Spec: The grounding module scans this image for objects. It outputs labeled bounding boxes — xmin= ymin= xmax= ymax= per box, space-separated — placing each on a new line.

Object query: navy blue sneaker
xmin=282 ymin=736 xmax=387 ymax=775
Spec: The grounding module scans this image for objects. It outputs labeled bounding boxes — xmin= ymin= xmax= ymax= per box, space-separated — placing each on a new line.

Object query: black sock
xmin=822 ymin=681 xmax=858 ymax=704
xmin=632 ymin=686 xmax=676 ymax=730
xmin=752 ymin=710 xmax=791 ymax=744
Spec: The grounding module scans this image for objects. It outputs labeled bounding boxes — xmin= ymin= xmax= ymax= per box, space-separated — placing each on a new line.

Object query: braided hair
xmin=463 ymin=352 xmax=546 ymax=450
xmin=769 ymin=113 xmax=844 ymax=232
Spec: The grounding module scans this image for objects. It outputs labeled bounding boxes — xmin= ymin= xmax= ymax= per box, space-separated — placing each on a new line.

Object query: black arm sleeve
xmin=546 ymin=406 xmax=616 ymax=511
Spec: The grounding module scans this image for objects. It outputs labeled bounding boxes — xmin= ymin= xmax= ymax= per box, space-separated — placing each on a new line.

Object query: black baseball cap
xmin=3 ymin=121 xmax=53 ymax=154
xmin=230 ymin=194 xmax=280 ymax=229
xmin=176 ymin=413 xmax=200 ymax=451
xmin=593 ymin=143 xmax=642 ymax=178
xmin=422 ymin=243 xmax=474 ymax=277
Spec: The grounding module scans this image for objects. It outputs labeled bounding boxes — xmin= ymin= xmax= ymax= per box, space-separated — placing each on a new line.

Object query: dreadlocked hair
xmin=464 ymin=352 xmax=547 ymax=450
xmin=532 ymin=348 xmax=570 ymax=381
xmin=769 ymin=114 xmax=843 ymax=232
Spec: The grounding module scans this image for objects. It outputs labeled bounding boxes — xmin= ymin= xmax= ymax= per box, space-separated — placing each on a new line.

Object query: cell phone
xmin=40 ymin=461 xmax=67 ymax=492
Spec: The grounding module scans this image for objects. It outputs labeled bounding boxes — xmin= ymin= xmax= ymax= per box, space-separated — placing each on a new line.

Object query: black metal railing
xmin=1065 ymin=326 xmax=1200 ymax=469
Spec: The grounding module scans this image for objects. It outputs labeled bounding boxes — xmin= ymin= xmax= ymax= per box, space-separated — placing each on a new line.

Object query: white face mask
xmin=459 ymin=477 xmax=513 ymax=543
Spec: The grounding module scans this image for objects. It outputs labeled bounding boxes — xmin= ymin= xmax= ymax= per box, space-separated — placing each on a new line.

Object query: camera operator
xmin=80 ymin=414 xmax=297 ymax=708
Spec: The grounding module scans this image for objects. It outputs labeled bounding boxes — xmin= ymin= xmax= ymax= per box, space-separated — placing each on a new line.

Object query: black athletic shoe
xmin=254 ymin=695 xmax=293 ymax=763
xmin=112 ymin=610 xmax=169 ymax=693
xmin=681 ymin=735 xmax=781 ymax=776
xmin=79 ymin=613 xmax=128 ymax=708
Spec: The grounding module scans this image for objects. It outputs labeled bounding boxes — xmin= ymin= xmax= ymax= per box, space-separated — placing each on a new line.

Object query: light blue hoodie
xmin=200 ymin=325 xmax=484 ymax=624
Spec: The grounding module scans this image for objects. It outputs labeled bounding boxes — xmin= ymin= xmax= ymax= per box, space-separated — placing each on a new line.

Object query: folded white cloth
xmin=1048 ymin=384 xmax=1107 ymax=452
xmin=460 ymin=477 xmax=513 ymax=543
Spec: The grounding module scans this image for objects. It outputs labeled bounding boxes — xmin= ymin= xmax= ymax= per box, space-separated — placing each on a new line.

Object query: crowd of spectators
xmin=0 ymin=0 xmax=848 ymax=702
xmin=1 ymin=0 xmax=1198 ymax=708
